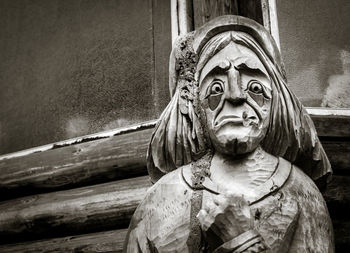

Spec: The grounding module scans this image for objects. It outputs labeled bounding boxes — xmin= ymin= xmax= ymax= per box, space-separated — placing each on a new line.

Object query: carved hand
xmin=197 ymin=193 xmax=253 ymax=242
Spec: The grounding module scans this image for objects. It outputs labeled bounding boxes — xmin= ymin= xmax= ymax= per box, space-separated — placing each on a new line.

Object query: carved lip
xmin=214 ymin=115 xmax=244 ymax=129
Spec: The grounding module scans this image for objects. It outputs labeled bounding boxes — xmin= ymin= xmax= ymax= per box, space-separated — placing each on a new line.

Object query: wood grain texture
xmin=313 ymin=115 xmax=350 ymax=137
xmin=0 ymin=114 xmax=348 ymax=200
xmin=151 ymin=0 xmax=172 ymax=114
xmin=237 ymin=0 xmax=263 ymax=26
xmin=0 ymin=174 xmax=346 ymax=240
xmin=323 ymin=176 xmax=350 ymax=217
xmin=193 ymin=0 xmax=239 ymax=28
xmin=0 ymin=176 xmax=151 ymax=244
xmin=332 ymin=219 xmax=350 ymax=253
xmin=0 ymin=128 xmax=153 ymax=200
xmin=0 ymin=175 xmax=347 ymax=251
xmin=0 ymin=229 xmax=127 ymax=253
xmin=322 ymin=140 xmax=350 ymax=174
xmin=193 ymin=0 xmax=264 ymax=29
xmin=260 ymin=0 xmax=270 ymax=32
xmin=324 ymin=175 xmax=350 ymax=253
xmin=0 ymin=220 xmax=349 ymax=253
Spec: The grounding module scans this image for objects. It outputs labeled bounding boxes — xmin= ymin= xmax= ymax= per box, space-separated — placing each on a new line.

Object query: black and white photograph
xmin=0 ymin=0 xmax=348 ymax=252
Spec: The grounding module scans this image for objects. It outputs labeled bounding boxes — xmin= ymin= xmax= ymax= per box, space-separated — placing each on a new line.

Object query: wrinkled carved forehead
xmin=196 ymin=31 xmax=270 ymax=85
xmin=168 ymin=16 xmax=285 ymax=97
xmin=192 ymin=15 xmax=283 ymax=72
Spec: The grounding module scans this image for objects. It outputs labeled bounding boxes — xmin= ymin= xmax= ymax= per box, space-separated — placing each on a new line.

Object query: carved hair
xmin=147 ymin=16 xmax=331 ymax=184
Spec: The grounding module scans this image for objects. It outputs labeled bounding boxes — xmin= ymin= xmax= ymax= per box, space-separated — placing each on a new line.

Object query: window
xmin=0 ymin=0 xmax=171 ymax=155
xmin=277 ymin=0 xmax=350 ymax=107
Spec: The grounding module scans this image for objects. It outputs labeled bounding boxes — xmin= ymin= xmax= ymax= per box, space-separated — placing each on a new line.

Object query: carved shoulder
xmin=124 ymin=167 xmax=195 ymax=252
xmin=284 ymin=165 xmax=334 ymax=252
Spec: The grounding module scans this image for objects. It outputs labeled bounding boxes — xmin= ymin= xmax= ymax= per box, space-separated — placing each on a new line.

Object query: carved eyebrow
xmin=234 ymin=61 xmax=268 ymax=78
xmin=200 ymin=61 xmax=230 ymax=83
xmin=200 ymin=58 xmax=270 ymax=87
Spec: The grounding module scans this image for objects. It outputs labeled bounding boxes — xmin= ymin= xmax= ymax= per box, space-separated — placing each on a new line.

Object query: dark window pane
xmin=277 ymin=0 xmax=350 ymax=107
xmin=0 ymin=0 xmax=171 ymax=155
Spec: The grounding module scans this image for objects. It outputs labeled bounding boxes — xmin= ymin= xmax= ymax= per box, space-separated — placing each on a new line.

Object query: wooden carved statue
xmin=124 ymin=16 xmax=334 ymax=252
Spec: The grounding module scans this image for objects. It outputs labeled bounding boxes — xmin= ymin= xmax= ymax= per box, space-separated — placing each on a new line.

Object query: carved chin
xmin=211 ymin=125 xmax=264 ymax=155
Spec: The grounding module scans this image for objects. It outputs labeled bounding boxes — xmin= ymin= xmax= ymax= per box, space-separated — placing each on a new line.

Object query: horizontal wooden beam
xmin=0 ymin=176 xmax=151 ymax=244
xmin=324 ymin=175 xmax=350 ymax=252
xmin=322 ymin=140 xmax=350 ymax=174
xmin=0 ymin=220 xmax=349 ymax=253
xmin=0 ymin=120 xmax=157 ymax=161
xmin=323 ymin=175 xmax=350 ymax=218
xmin=0 ymin=229 xmax=127 ymax=253
xmin=0 ymin=128 xmax=154 ymax=200
xmin=0 ymin=110 xmax=349 ymax=199
xmin=0 ymin=109 xmax=347 ymax=200
xmin=0 ymin=175 xmax=348 ymax=249
xmin=308 ymin=108 xmax=350 ymax=137
xmin=0 ymin=108 xmax=347 ymax=161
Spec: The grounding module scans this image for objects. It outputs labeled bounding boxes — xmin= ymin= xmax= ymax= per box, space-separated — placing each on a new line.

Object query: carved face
xmin=199 ymin=41 xmax=272 ymax=156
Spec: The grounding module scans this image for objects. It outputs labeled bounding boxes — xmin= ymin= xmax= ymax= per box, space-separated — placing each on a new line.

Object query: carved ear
xmin=147 ymin=88 xmax=206 ymax=183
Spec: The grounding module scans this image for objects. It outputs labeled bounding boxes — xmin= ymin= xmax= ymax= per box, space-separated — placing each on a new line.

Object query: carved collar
xmin=181 ymin=157 xmax=292 ymax=205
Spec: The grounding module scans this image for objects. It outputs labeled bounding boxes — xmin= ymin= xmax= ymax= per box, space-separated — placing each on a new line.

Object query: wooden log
xmin=323 ymin=175 xmax=350 ymax=252
xmin=0 ymin=221 xmax=349 ymax=253
xmin=308 ymin=108 xmax=350 ymax=137
xmin=0 ymin=176 xmax=151 ymax=244
xmin=332 ymin=219 xmax=350 ymax=253
xmin=321 ymin=140 xmax=350 ymax=174
xmin=0 ymin=110 xmax=348 ymax=200
xmin=0 ymin=229 xmax=127 ymax=253
xmin=0 ymin=175 xmax=349 ymax=250
xmin=323 ymin=175 xmax=350 ymax=218
xmin=0 ymin=128 xmax=153 ymax=200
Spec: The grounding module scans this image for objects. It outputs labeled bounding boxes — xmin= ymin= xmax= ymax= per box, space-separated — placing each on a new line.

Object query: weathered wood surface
xmin=1 ymin=224 xmax=348 ymax=253
xmin=193 ymin=0 xmax=239 ymax=28
xmin=0 ymin=115 xmax=350 ymax=199
xmin=0 ymin=229 xmax=127 ymax=253
xmin=237 ymin=0 xmax=264 ymax=26
xmin=324 ymin=175 xmax=350 ymax=252
xmin=0 ymin=113 xmax=348 ymax=200
xmin=0 ymin=128 xmax=153 ymax=200
xmin=322 ymin=140 xmax=350 ymax=174
xmin=312 ymin=116 xmax=350 ymax=137
xmin=332 ymin=219 xmax=350 ymax=252
xmin=0 ymin=174 xmax=346 ymax=241
xmin=0 ymin=220 xmax=349 ymax=253
xmin=324 ymin=175 xmax=350 ymax=217
xmin=0 ymin=175 xmax=348 ymax=251
xmin=0 ymin=176 xmax=151 ymax=244
xmin=193 ymin=0 xmax=264 ymax=29
xmin=307 ymin=108 xmax=350 ymax=137
xmin=152 ymin=0 xmax=172 ymax=113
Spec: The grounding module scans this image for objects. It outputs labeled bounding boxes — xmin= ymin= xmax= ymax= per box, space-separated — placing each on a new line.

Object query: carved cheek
xmin=208 ymin=94 xmax=222 ymax=110
xmin=248 ymin=92 xmax=264 ymax=107
xmin=248 ymin=91 xmax=271 ymax=108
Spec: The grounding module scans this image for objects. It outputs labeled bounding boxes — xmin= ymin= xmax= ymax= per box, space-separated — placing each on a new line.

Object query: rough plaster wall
xmin=277 ymin=0 xmax=350 ymax=107
xmin=0 ymin=0 xmax=171 ymax=155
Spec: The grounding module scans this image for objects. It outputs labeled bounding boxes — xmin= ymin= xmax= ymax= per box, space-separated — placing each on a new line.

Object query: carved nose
xmin=225 ymin=68 xmax=246 ymax=104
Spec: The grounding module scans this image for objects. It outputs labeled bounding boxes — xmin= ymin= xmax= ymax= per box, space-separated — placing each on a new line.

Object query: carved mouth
xmin=214 ymin=115 xmax=244 ymax=129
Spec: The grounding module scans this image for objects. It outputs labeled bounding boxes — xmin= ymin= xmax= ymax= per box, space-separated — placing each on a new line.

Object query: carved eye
xmin=210 ymin=81 xmax=224 ymax=95
xmin=248 ymin=81 xmax=263 ymax=94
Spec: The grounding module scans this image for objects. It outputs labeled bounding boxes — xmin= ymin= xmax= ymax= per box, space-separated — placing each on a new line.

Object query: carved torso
xmin=124 ymin=158 xmax=333 ymax=252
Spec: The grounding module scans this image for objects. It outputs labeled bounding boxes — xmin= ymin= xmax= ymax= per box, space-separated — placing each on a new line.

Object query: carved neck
xmin=209 ymin=146 xmax=278 ymax=195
